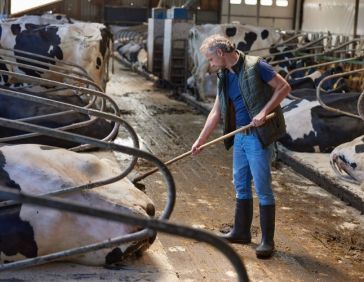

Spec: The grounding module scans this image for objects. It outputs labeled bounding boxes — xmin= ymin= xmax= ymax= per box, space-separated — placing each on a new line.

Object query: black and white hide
xmin=0 ymin=144 xmax=155 ymax=265
xmin=280 ymin=90 xmax=364 ymax=152
xmin=0 ymin=90 xmax=114 ymax=148
xmin=330 ymin=135 xmax=364 ymax=184
xmin=188 ymin=23 xmax=281 ymax=100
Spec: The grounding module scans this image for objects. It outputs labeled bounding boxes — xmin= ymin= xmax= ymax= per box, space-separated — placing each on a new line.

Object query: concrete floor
xmin=2 ymin=60 xmax=363 ymax=281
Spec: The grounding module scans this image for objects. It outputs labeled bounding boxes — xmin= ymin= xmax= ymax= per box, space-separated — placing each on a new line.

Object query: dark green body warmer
xmin=217 ymin=51 xmax=286 ymax=150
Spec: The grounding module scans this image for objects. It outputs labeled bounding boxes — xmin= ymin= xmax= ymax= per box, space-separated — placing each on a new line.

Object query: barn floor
xmin=179 ymin=94 xmax=364 ymax=213
xmin=1 ymin=60 xmax=363 ymax=281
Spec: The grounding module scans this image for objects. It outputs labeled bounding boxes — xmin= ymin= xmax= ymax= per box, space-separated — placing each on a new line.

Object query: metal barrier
xmin=316 ymin=68 xmax=364 ymax=119
xmin=0 ymin=47 xmax=93 ymax=83
xmin=245 ymin=32 xmax=306 ymax=54
xmin=0 ymin=47 xmax=249 ymax=280
xmin=0 ymin=69 xmax=121 ymax=150
xmin=284 ymin=55 xmax=364 ymax=99
xmin=358 ymin=91 xmax=364 ymax=120
xmin=0 ymin=45 xmax=113 ymax=91
xmin=264 ymin=35 xmax=329 ymax=60
xmin=0 ymin=119 xmax=249 ymax=281
xmin=270 ymin=39 xmax=364 ymax=66
xmin=0 ymin=185 xmax=249 ymax=281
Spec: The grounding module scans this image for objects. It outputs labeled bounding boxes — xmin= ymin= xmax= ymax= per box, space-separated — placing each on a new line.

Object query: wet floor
xmin=3 ymin=60 xmax=362 ymax=282
xmin=107 ymin=61 xmax=364 ymax=281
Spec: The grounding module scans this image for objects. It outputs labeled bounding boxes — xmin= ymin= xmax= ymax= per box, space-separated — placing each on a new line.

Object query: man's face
xmin=204 ymin=49 xmax=225 ymax=71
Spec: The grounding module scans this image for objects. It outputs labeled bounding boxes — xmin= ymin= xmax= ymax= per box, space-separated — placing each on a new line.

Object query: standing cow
xmin=0 ymin=144 xmax=156 ymax=265
xmin=0 ymin=15 xmax=113 ymax=90
xmin=0 ymin=15 xmax=115 ymax=148
xmin=187 ymin=23 xmax=281 ymax=100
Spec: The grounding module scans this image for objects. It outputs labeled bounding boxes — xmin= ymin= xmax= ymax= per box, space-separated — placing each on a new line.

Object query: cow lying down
xmin=279 ymin=90 xmax=364 ymax=152
xmin=0 ymin=144 xmax=155 ymax=265
xmin=0 ymin=90 xmax=114 ymax=148
xmin=330 ymin=135 xmax=364 ymax=184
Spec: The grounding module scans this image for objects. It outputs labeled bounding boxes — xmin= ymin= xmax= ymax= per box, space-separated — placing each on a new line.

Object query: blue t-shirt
xmin=227 ymin=60 xmax=276 ymax=127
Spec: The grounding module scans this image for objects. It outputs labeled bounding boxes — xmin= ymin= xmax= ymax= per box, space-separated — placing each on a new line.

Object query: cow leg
xmin=196 ymin=62 xmax=209 ymax=101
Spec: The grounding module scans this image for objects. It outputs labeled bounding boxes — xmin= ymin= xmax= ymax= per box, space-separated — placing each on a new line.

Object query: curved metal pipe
xmin=0 ymin=186 xmax=249 ymax=282
xmin=0 ymin=57 xmax=102 ymax=91
xmin=269 ymin=48 xmax=357 ymax=66
xmin=265 ymin=35 xmax=329 ymax=59
xmin=0 ymin=48 xmax=94 ymax=84
xmin=284 ymin=55 xmax=364 ymax=81
xmin=285 ymin=55 xmax=364 ymax=99
xmin=0 ymin=117 xmax=175 ymax=218
xmin=316 ymin=68 xmax=364 ymax=119
xmin=0 ymin=46 xmax=90 ymax=76
xmin=265 ymin=45 xmax=324 ymax=59
xmin=358 ymin=91 xmax=364 ymax=120
xmin=270 ymin=38 xmax=364 ymax=66
xmin=0 ymin=70 xmax=121 ymax=147
xmin=0 ymin=88 xmax=140 ymax=208
xmin=0 ymin=228 xmax=153 ymax=271
xmin=246 ymin=33 xmax=306 ymax=54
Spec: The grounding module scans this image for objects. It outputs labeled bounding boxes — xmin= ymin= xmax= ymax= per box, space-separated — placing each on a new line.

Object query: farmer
xmin=191 ymin=34 xmax=290 ymax=258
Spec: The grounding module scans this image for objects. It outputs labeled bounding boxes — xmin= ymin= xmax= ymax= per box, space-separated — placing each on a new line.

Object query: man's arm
xmin=251 ymin=73 xmax=291 ymax=127
xmin=191 ymin=95 xmax=221 ymax=155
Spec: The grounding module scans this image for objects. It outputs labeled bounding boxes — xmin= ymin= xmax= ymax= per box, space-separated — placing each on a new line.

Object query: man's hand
xmin=191 ymin=138 xmax=205 ymax=156
xmin=251 ymin=112 xmax=267 ymax=127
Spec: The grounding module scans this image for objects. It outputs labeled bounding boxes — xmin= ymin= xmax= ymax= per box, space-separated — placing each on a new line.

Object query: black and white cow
xmin=287 ymin=69 xmax=322 ymax=90
xmin=330 ymin=135 xmax=364 ymax=184
xmin=188 ymin=23 xmax=281 ymax=100
xmin=0 ymin=15 xmax=115 ymax=147
xmin=117 ymin=41 xmax=147 ymax=67
xmin=0 ymin=144 xmax=155 ymax=265
xmin=113 ymin=25 xmax=148 ymax=70
xmin=280 ymin=90 xmax=364 ymax=152
xmin=0 ymin=15 xmax=113 ymax=90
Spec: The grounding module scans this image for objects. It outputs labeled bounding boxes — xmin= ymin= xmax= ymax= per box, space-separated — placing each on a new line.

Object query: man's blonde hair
xmin=199 ymin=34 xmax=236 ymax=54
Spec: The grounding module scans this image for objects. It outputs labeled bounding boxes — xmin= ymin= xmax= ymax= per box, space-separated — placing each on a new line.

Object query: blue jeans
xmin=232 ymin=132 xmax=275 ymax=206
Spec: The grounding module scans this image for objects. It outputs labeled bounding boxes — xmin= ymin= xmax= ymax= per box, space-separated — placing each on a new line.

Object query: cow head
xmin=330 ymin=135 xmax=364 ymax=184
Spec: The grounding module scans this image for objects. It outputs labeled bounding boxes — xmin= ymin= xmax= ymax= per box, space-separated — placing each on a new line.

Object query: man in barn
xmin=191 ymin=35 xmax=290 ymax=258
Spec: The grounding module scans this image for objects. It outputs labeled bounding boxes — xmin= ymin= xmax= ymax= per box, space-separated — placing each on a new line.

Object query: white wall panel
xmin=220 ymin=0 xmax=293 ymax=29
xmin=220 ymin=15 xmax=258 ymax=25
xmin=357 ymin=0 xmax=364 ymax=35
xmin=302 ymin=0 xmax=356 ymax=34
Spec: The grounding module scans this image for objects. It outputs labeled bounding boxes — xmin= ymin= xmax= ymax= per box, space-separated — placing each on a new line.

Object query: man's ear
xmin=216 ymin=48 xmax=223 ymax=57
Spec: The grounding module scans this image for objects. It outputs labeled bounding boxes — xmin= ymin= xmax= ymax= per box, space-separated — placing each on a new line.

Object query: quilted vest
xmin=217 ymin=51 xmax=286 ymax=150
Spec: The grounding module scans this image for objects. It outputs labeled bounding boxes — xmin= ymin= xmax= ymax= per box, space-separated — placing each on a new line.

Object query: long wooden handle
xmin=132 ymin=112 xmax=276 ymax=183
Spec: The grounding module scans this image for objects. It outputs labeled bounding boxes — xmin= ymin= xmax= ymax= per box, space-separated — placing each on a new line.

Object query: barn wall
xmin=301 ymin=0 xmax=356 ymax=35
xmin=220 ymin=0 xmax=294 ymax=29
xmin=62 ymin=0 xmax=101 ymax=22
xmin=357 ymin=0 xmax=364 ymax=35
xmin=6 ymin=0 xmax=159 ymax=23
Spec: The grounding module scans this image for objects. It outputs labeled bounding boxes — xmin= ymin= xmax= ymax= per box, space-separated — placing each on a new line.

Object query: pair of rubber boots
xmin=221 ymin=199 xmax=275 ymax=259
